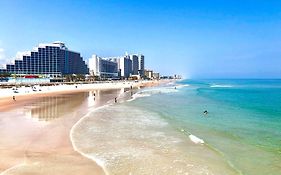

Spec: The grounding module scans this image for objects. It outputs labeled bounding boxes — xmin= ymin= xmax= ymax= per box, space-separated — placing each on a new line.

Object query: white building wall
xmin=118 ymin=56 xmax=132 ymax=78
xmin=89 ymin=55 xmax=99 ymax=76
xmin=119 ymin=56 xmax=125 ymax=77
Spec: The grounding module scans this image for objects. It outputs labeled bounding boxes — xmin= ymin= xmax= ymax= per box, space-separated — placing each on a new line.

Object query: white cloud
xmin=0 ymin=48 xmax=4 ymax=58
xmin=0 ymin=48 xmax=7 ymax=68
xmin=0 ymin=48 xmax=31 ymax=68
xmin=15 ymin=51 xmax=30 ymax=59
xmin=0 ymin=48 xmax=27 ymax=68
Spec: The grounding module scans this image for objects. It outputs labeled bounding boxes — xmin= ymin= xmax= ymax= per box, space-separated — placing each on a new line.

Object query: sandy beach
xmin=0 ymin=81 xmax=163 ymax=111
xmin=0 ymin=80 xmax=164 ymax=175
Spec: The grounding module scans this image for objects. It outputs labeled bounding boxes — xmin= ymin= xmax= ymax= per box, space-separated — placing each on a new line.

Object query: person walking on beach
xmin=12 ymin=96 xmax=16 ymax=101
xmin=115 ymin=97 xmax=117 ymax=103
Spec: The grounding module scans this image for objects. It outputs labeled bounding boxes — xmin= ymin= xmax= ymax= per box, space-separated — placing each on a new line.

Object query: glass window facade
xmin=3 ymin=43 xmax=89 ymax=77
xmin=130 ymin=55 xmax=139 ymax=75
xmin=138 ymin=54 xmax=145 ymax=77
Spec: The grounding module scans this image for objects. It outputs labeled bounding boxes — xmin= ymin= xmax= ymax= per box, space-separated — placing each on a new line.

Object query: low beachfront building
xmin=153 ymin=72 xmax=160 ymax=79
xmin=144 ymin=69 xmax=153 ymax=79
xmin=88 ymin=55 xmax=118 ymax=79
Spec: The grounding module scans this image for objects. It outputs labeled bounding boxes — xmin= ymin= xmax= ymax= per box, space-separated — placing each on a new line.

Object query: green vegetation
xmin=0 ymin=72 xmax=11 ymax=78
xmin=64 ymin=74 xmax=86 ymax=82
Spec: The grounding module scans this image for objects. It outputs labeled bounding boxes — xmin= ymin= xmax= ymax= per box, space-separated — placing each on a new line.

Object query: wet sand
xmin=0 ymin=89 xmax=125 ymax=175
xmin=0 ymin=80 xmax=169 ymax=175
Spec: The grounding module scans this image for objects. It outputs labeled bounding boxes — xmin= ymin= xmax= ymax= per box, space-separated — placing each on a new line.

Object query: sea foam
xmin=127 ymin=93 xmax=151 ymax=102
xmin=127 ymin=86 xmax=179 ymax=102
xmin=70 ymin=104 xmax=219 ymax=174
xmin=70 ymin=104 xmax=112 ymax=175
xmin=210 ymin=84 xmax=233 ymax=88
xmin=175 ymin=84 xmax=190 ymax=89
xmin=189 ymin=134 xmax=205 ymax=144
xmin=141 ymin=87 xmax=179 ymax=94
xmin=70 ymin=92 xmax=239 ymax=175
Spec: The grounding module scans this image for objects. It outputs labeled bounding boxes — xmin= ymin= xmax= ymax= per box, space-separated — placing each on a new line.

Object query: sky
xmin=0 ymin=0 xmax=281 ymax=78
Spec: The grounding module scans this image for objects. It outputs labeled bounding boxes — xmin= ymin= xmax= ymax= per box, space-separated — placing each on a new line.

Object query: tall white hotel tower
xmin=138 ymin=54 xmax=145 ymax=77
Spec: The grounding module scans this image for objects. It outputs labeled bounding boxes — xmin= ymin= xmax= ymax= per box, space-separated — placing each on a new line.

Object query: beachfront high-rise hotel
xmin=0 ymin=41 xmax=88 ymax=77
xmin=130 ymin=54 xmax=144 ymax=77
xmin=138 ymin=54 xmax=145 ymax=77
xmin=88 ymin=53 xmax=145 ymax=79
xmin=89 ymin=55 xmax=118 ymax=78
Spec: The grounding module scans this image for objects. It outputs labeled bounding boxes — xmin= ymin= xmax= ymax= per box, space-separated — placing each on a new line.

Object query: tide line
xmin=69 ymin=104 xmax=111 ymax=175
xmin=0 ymin=163 xmax=25 ymax=175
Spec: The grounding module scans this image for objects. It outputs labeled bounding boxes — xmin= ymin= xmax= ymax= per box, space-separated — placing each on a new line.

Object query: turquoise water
xmin=72 ymin=80 xmax=281 ymax=175
xmin=130 ymin=79 xmax=281 ymax=175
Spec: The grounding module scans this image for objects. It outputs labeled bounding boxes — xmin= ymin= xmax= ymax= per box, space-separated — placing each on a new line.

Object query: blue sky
xmin=0 ymin=0 xmax=281 ymax=78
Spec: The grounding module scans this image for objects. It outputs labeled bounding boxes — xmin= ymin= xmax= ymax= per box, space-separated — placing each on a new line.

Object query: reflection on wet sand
xmin=23 ymin=92 xmax=89 ymax=121
xmin=0 ymin=88 xmax=136 ymax=175
xmin=22 ymin=89 xmax=123 ymax=122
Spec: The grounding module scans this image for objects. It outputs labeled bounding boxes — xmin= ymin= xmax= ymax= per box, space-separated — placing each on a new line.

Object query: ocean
xmin=71 ymin=79 xmax=281 ymax=175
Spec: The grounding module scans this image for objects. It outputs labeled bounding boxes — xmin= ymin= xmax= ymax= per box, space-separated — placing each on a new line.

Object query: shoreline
xmin=69 ymin=81 xmax=240 ymax=175
xmin=68 ymin=79 xmax=173 ymax=175
xmin=0 ymin=80 xmax=165 ymax=112
xmin=70 ymin=104 xmax=111 ymax=175
xmin=0 ymin=79 xmax=170 ymax=175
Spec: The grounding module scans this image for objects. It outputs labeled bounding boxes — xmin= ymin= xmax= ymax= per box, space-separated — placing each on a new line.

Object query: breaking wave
xmin=210 ymin=84 xmax=233 ymax=88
